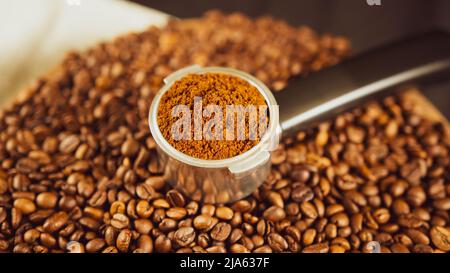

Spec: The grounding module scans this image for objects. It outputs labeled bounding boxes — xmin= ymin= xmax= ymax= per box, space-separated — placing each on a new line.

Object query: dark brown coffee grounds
xmin=157 ymin=72 xmax=267 ymax=160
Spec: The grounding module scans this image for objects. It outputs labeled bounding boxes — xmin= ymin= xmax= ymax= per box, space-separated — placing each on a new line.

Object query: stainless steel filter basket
xmin=149 ymin=65 xmax=280 ymax=204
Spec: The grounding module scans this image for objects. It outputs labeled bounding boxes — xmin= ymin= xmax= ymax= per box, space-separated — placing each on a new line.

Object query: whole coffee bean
xmin=254 ymin=245 xmax=273 ymax=253
xmin=79 ymin=217 xmax=101 ymax=230
xmin=116 ymin=229 xmax=132 ymax=252
xmin=43 ymin=211 xmax=69 ymax=233
xmin=110 ymin=201 xmax=126 ymax=215
xmin=302 ymin=243 xmax=329 ymax=253
xmin=290 ymin=166 xmax=310 ymax=182
xmin=13 ymin=198 xmax=36 ymax=215
xmin=267 ymin=233 xmax=288 ymax=252
xmin=159 ymin=218 xmax=177 ymax=232
xmin=231 ymin=200 xmax=252 ymax=213
xmin=300 ymin=202 xmax=318 ymax=219
xmin=137 ymin=235 xmax=153 ymax=253
xmin=398 ymin=214 xmax=424 ymax=229
xmin=412 ymin=244 xmax=434 ymax=253
xmin=266 ymin=191 xmax=284 ymax=208
xmin=230 ymin=244 xmax=250 ymax=253
xmin=229 ymin=228 xmax=244 ymax=244
xmin=66 ymin=241 xmax=85 ymax=253
xmin=405 ymin=229 xmax=430 ymax=245
xmin=406 ymin=186 xmax=426 ymax=207
xmin=153 ymin=199 xmax=170 ymax=209
xmin=0 ymin=207 xmax=6 ymax=223
xmin=86 ymin=238 xmax=106 ymax=253
xmin=24 ymin=228 xmax=41 ymax=244
xmin=263 ymin=206 xmax=286 ymax=222
xmin=134 ymin=219 xmax=153 ymax=235
xmin=430 ymin=226 xmax=450 ymax=252
xmin=193 ymin=214 xmax=214 ymax=230
xmin=210 ymin=222 xmax=231 ymax=242
xmin=215 ymin=206 xmax=234 ymax=221
xmin=291 ymin=184 xmax=314 ymax=203
xmin=206 ymin=245 xmax=226 ymax=253
xmin=303 ymin=229 xmax=317 ymax=246
xmin=104 ymin=226 xmax=118 ymax=246
xmin=373 ymin=208 xmax=390 ymax=224
xmin=0 ymin=178 xmax=8 ymax=194
xmin=390 ymin=243 xmax=410 ymax=253
xmin=28 ymin=209 xmax=52 ymax=223
xmin=166 ymin=190 xmax=185 ymax=207
xmin=166 ymin=207 xmax=187 ymax=220
xmin=155 ymin=235 xmax=172 ymax=253
xmin=136 ymin=183 xmax=155 ymax=201
xmin=433 ymin=198 xmax=450 ymax=211
xmin=136 ymin=200 xmax=154 ymax=219
xmin=36 ymin=192 xmax=58 ymax=209
xmin=40 ymin=233 xmax=57 ymax=248
xmin=103 ymin=246 xmax=119 ymax=253
xmin=330 ymin=212 xmax=349 ymax=227
xmin=59 ymin=135 xmax=81 ymax=154
xmin=16 ymin=158 xmax=39 ymax=174
xmin=174 ymin=227 xmax=196 ymax=247
xmin=111 ymin=213 xmax=130 ymax=229
xmin=121 ymin=137 xmax=140 ymax=157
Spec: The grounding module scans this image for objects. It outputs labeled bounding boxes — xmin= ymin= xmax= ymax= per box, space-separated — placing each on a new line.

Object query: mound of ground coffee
xmin=157 ymin=72 xmax=268 ymax=160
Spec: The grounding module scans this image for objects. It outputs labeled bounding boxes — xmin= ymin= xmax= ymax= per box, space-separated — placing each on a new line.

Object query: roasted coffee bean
xmin=193 ymin=214 xmax=214 ymax=230
xmin=0 ymin=178 xmax=8 ymax=195
xmin=59 ymin=135 xmax=80 ymax=154
xmin=174 ymin=227 xmax=196 ymax=247
xmin=134 ymin=219 xmax=153 ymax=235
xmin=253 ymin=245 xmax=273 ymax=253
xmin=110 ymin=201 xmax=126 ymax=215
xmin=43 ymin=212 xmax=69 ymax=233
xmin=166 ymin=190 xmax=185 ymax=207
xmin=155 ymin=235 xmax=172 ymax=253
xmin=230 ymin=244 xmax=250 ymax=253
xmin=36 ymin=192 xmax=58 ymax=209
xmin=300 ymin=202 xmax=318 ymax=219
xmin=79 ymin=217 xmax=100 ymax=230
xmin=0 ymin=11 xmax=447 ymax=254
xmin=267 ymin=233 xmax=288 ymax=252
xmin=116 ymin=229 xmax=132 ymax=252
xmin=215 ymin=206 xmax=234 ymax=221
xmin=206 ymin=245 xmax=226 ymax=253
xmin=263 ymin=206 xmax=286 ymax=222
xmin=210 ymin=222 xmax=231 ymax=242
xmin=86 ymin=238 xmax=106 ymax=253
xmin=136 ymin=200 xmax=153 ymax=219
xmin=291 ymin=184 xmax=314 ymax=203
xmin=111 ymin=213 xmax=130 ymax=229
xmin=430 ymin=226 xmax=450 ymax=252
xmin=137 ymin=235 xmax=153 ymax=253
xmin=66 ymin=241 xmax=85 ymax=253
xmin=136 ymin=184 xmax=155 ymax=201
xmin=13 ymin=198 xmax=36 ymax=215
xmin=302 ymin=243 xmax=329 ymax=253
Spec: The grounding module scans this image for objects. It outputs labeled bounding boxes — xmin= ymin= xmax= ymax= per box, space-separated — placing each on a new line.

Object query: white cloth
xmin=0 ymin=0 xmax=169 ymax=105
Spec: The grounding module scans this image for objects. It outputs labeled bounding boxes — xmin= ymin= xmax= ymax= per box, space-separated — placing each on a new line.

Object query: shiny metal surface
xmin=275 ymin=31 xmax=450 ymax=135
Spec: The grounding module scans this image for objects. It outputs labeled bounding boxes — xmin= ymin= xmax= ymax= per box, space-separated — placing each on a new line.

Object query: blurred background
xmin=132 ymin=0 xmax=450 ymax=117
xmin=1 ymin=0 xmax=449 ymax=117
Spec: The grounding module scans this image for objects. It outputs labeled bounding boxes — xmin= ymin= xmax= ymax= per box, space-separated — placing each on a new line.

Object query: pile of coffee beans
xmin=0 ymin=11 xmax=449 ymax=253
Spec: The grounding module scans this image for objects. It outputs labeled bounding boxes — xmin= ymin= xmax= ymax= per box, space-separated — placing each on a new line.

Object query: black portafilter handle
xmin=275 ymin=30 xmax=450 ymax=136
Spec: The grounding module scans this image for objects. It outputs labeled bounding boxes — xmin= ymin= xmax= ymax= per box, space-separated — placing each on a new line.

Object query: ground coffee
xmin=157 ymin=72 xmax=268 ymax=160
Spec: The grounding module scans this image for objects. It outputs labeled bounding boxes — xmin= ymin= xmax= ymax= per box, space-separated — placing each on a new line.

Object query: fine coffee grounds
xmin=157 ymin=72 xmax=268 ymax=160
